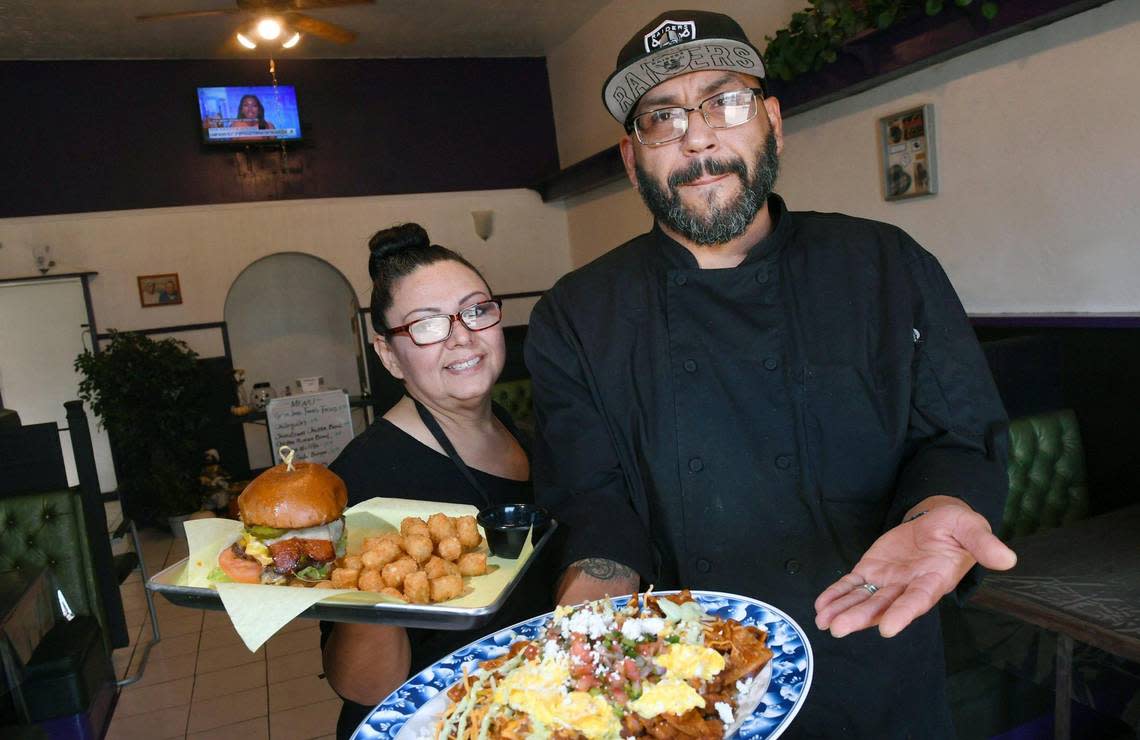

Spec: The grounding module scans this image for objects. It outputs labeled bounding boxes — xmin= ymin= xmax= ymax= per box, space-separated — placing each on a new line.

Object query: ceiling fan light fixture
xmin=236 ymin=32 xmax=257 ymax=49
xmin=282 ymin=32 xmax=302 ymax=49
xmin=256 ymin=18 xmax=282 ymax=41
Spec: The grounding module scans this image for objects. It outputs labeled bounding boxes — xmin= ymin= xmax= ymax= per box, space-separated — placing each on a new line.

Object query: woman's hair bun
xmin=368 ymin=223 xmax=430 ymax=279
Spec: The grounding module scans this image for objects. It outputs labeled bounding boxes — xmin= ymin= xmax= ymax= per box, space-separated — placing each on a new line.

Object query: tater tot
xmin=403 ymin=570 xmax=430 ymax=604
xmin=374 ymin=532 xmax=405 ymax=549
xmin=437 ymin=536 xmax=462 ymax=562
xmin=342 ymin=555 xmax=364 ymax=571
xmin=430 ymin=573 xmax=463 ymax=603
xmin=427 ymin=513 xmax=457 ymax=543
xmin=403 ymin=534 xmax=433 ymax=563
xmin=456 ymin=515 xmax=482 ymax=549
xmin=457 ymin=551 xmax=487 ymax=577
xmin=380 ymin=586 xmax=406 ymax=601
xmin=330 ymin=568 xmax=360 ymax=590
xmin=382 ymin=557 xmax=418 ymax=588
xmin=358 ymin=569 xmax=386 ymax=593
xmin=400 ymin=517 xmax=430 ymax=539
xmin=361 ymin=539 xmax=402 ymax=569
xmin=314 ymin=580 xmax=335 ymax=589
xmin=362 ymin=536 xmax=388 ymax=551
xmin=424 ymin=556 xmax=459 ymax=579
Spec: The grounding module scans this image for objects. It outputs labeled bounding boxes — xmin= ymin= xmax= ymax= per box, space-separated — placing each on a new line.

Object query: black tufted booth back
xmin=0 ymin=489 xmax=102 ymax=630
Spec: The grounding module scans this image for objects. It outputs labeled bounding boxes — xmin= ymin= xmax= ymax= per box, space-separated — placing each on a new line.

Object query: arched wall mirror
xmin=224 ymin=252 xmax=367 ymax=469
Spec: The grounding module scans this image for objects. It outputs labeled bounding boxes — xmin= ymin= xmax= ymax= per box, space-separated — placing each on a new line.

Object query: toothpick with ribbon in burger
xmin=212 ymin=446 xmax=349 ymax=585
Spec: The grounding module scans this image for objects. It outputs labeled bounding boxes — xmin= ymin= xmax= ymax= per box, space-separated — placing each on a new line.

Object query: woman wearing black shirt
xmin=319 ymin=223 xmax=550 ymax=739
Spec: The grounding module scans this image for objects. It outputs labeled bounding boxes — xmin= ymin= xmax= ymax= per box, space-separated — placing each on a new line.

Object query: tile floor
xmin=105 ymin=522 xmax=341 ymax=740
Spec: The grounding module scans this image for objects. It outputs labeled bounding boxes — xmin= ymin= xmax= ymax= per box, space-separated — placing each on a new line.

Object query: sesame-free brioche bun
xmin=237 ymin=462 xmax=347 ymax=530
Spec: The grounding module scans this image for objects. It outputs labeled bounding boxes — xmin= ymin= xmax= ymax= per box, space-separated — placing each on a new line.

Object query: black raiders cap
xmin=602 ymin=10 xmax=766 ymax=124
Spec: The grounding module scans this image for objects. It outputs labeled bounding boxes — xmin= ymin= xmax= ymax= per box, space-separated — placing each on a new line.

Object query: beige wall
xmin=0 ymin=189 xmax=570 ymax=486
xmin=548 ymin=0 xmax=1140 ymax=313
xmin=0 ymin=188 xmax=570 ymax=339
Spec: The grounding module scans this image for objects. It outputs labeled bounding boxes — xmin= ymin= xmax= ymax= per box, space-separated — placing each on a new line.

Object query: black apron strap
xmin=412 ymin=396 xmax=492 ymax=509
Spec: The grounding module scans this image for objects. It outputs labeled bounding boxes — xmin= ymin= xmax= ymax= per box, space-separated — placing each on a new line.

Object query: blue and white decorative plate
xmin=352 ymin=590 xmax=813 ymax=740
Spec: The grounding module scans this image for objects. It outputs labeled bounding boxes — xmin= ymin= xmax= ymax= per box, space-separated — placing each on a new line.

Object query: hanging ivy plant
xmin=764 ymin=0 xmax=1000 ymax=82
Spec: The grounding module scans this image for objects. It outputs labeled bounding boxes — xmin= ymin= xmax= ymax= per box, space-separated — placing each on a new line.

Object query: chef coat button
xmin=688 ymin=457 xmax=703 ymax=473
xmin=675 ymin=274 xmax=687 ymax=286
xmin=775 ymin=454 xmax=792 ymax=470
xmin=763 ymin=357 xmax=779 ymax=371
xmin=755 ymin=268 xmax=769 ymax=284
xmin=784 ymin=558 xmax=801 ymax=575
xmin=695 ymin=558 xmax=712 ymax=573
xmin=683 ymin=359 xmax=697 ymax=373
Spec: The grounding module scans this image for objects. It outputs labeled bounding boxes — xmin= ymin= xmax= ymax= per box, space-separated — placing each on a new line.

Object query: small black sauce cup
xmin=477 ymin=503 xmax=551 ymax=559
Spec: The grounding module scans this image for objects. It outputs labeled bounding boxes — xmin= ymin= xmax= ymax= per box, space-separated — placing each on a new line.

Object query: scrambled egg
xmin=629 ymin=678 xmax=706 ymax=719
xmin=492 ymin=657 xmax=621 ymax=740
xmin=240 ymin=533 xmax=273 ymax=566
xmin=654 ymin=643 xmax=726 ymax=681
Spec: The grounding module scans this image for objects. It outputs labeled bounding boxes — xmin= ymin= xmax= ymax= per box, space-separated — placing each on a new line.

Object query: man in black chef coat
xmin=525 ymin=10 xmax=1017 ymax=738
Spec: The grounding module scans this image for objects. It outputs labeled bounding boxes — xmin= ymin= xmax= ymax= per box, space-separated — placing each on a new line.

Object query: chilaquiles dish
xmin=435 ymin=590 xmax=774 ymax=739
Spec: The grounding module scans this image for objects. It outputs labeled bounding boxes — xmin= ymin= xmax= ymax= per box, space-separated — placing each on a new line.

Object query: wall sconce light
xmin=471 ymin=210 xmax=494 ymax=241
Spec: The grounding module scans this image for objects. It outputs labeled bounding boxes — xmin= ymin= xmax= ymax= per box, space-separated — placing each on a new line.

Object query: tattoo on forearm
xmin=571 ymin=558 xmax=637 ymax=582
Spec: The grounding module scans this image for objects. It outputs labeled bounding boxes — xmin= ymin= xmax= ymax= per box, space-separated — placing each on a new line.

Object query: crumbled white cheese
xmin=619 ymin=616 xmax=667 ymax=641
xmin=715 ymin=701 xmax=734 ymax=724
xmin=566 ymin=609 xmax=611 ymax=639
xmin=543 ymin=639 xmax=564 ymax=662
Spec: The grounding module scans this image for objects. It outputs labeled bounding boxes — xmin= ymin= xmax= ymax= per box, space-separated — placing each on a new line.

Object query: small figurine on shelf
xmin=250 ymin=381 xmax=275 ymax=410
xmin=232 ymin=368 xmax=248 ymax=405
xmin=230 ymin=368 xmax=254 ymax=415
xmin=199 ymin=448 xmax=236 ymax=512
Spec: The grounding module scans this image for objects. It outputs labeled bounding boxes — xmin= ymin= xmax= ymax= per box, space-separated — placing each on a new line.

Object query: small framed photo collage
xmin=880 ymin=104 xmax=938 ymax=201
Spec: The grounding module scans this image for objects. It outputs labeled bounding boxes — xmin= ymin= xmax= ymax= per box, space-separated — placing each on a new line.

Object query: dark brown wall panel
xmin=0 ymin=58 xmax=560 ymax=217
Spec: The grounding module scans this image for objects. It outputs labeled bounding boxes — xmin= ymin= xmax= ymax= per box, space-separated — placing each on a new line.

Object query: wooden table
xmin=970 ymin=505 xmax=1140 ymax=739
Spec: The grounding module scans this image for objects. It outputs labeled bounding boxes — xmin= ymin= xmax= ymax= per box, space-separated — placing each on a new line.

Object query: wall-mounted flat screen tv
xmin=197 ymin=85 xmax=301 ymax=144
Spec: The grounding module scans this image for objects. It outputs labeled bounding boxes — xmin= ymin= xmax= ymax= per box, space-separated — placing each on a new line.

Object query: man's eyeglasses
xmin=628 ymin=87 xmax=764 ymax=146
xmin=384 ymin=299 xmax=503 ymax=346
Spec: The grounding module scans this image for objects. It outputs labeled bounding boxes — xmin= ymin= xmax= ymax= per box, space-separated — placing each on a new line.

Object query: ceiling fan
xmin=136 ymin=0 xmax=374 ymax=46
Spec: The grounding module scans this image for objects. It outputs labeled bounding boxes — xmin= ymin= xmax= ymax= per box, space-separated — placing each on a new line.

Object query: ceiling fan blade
xmin=286 ymin=12 xmax=358 ymax=45
xmin=290 ymin=0 xmax=375 ymax=9
xmin=136 ymin=9 xmax=242 ymax=22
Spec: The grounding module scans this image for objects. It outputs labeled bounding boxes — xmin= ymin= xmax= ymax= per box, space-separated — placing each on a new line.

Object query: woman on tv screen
xmin=233 ymin=94 xmax=275 ymax=130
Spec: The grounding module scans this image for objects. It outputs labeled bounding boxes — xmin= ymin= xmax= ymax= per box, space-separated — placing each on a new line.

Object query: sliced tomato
xmin=219 ymin=545 xmax=262 ymax=584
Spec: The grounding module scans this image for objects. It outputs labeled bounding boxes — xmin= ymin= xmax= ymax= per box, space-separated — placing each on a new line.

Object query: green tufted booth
xmin=0 ymin=490 xmax=108 ymax=646
xmin=491 ymin=378 xmax=534 ymax=435
xmin=1001 ymin=408 xmax=1089 ymax=540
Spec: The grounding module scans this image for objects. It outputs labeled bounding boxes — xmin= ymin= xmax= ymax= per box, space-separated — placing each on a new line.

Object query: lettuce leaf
xmin=207 ymin=566 xmax=234 ymax=583
xmin=294 ymin=562 xmax=332 ymax=582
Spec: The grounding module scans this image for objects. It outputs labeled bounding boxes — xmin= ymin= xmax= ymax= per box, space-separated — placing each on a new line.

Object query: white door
xmin=0 ymin=276 xmax=118 ymax=491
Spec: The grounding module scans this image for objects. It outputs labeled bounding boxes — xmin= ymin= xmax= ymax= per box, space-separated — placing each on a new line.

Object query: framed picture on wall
xmin=138 ymin=273 xmax=182 ymax=307
xmin=879 ymin=104 xmax=938 ymax=201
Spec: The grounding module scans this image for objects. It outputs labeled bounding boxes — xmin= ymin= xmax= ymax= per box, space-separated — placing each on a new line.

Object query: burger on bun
xmin=215 ymin=450 xmax=348 ymax=585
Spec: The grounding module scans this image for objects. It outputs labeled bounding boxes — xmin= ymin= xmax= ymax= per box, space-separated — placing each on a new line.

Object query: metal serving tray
xmin=146 ymin=521 xmax=555 ymax=631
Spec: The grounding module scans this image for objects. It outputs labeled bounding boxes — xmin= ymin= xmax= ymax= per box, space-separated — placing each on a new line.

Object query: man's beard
xmin=635 ymin=130 xmax=780 ymax=246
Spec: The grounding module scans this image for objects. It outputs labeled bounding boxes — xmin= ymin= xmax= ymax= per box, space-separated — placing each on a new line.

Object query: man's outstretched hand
xmin=814 ymin=496 xmax=1017 ymax=639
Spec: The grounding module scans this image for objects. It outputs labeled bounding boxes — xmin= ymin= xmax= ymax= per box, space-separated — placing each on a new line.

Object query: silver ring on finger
xmin=861 ymin=583 xmax=880 ymax=595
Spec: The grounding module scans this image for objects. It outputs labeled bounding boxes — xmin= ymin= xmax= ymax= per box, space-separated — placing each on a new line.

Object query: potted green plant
xmin=75 ymin=330 xmax=212 ymax=531
xmin=763 ymin=0 xmax=1000 ymax=83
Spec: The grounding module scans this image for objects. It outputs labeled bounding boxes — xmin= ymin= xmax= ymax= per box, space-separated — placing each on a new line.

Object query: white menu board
xmin=266 ymin=390 xmax=354 ymax=465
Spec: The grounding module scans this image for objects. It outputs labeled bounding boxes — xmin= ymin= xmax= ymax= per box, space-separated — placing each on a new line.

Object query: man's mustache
xmin=667 ymin=157 xmax=748 ymax=189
